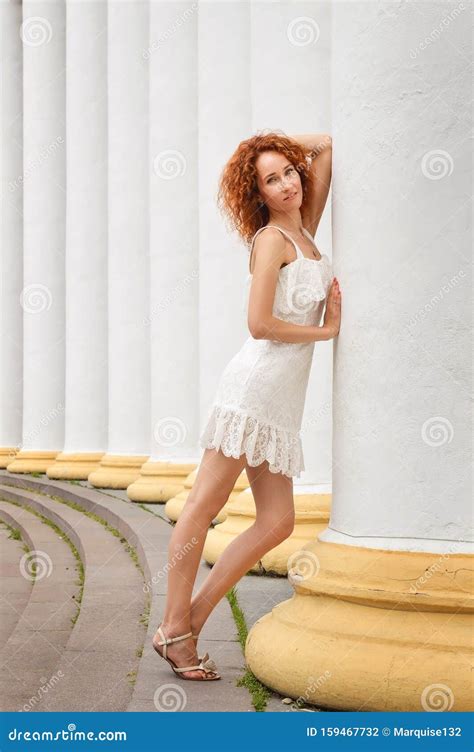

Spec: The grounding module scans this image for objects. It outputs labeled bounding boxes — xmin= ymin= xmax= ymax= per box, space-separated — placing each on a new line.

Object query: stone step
xmin=0 ymin=521 xmax=33 ymax=646
xmin=0 ymin=482 xmax=146 ymax=711
xmin=0 ymin=471 xmax=253 ymax=712
xmin=0 ymin=500 xmax=80 ymax=711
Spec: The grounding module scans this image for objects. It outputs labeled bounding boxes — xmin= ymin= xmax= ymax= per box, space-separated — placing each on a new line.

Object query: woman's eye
xmin=267 ymin=168 xmax=294 ymax=183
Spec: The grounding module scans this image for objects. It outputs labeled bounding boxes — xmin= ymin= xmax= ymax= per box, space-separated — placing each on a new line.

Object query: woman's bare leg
xmin=189 ymin=460 xmax=295 ymax=638
xmin=153 ymin=447 xmax=247 ymax=678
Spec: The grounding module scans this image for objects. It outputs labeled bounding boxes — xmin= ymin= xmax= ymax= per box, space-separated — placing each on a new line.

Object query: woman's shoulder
xmin=249 ymin=226 xmax=287 ymax=274
xmin=250 ymin=225 xmax=286 ymax=248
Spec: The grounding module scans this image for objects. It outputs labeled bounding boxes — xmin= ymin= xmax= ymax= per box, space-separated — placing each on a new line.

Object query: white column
xmin=0 ymin=1 xmax=23 ymax=467
xmin=8 ymin=2 xmax=66 ymax=474
xmin=252 ymin=1 xmax=333 ymax=493
xmin=89 ymin=1 xmax=150 ymax=490
xmin=206 ymin=1 xmax=333 ymax=568
xmin=161 ymin=0 xmax=252 ymax=516
xmin=319 ymin=0 xmax=472 ymax=553
xmin=48 ymin=0 xmax=108 ymax=480
xmin=128 ymin=0 xmax=199 ymax=502
xmin=199 ymin=1 xmax=252 ymax=415
xmin=246 ymin=0 xmax=472 ymax=711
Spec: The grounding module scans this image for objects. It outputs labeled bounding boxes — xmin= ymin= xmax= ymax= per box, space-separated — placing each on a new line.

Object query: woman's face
xmin=255 ymin=150 xmax=302 ymax=213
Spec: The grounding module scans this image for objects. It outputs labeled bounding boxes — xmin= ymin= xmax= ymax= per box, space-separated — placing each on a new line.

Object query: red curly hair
xmin=216 ymin=130 xmax=315 ymax=248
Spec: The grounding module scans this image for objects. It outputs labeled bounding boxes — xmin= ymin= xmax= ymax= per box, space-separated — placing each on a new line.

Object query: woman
xmin=153 ymin=131 xmax=341 ymax=680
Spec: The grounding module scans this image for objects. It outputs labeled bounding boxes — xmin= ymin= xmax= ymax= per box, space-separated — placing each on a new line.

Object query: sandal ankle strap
xmin=157 ymin=626 xmax=193 ymax=646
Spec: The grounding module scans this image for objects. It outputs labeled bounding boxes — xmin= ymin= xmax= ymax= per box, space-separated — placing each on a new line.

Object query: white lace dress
xmin=199 ymin=224 xmax=333 ymax=478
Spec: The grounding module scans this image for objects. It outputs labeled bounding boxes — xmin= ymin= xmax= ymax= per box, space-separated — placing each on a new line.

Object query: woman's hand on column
xmin=323 ymin=278 xmax=341 ymax=338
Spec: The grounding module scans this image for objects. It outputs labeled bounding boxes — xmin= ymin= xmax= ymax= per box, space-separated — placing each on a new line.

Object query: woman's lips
xmin=284 ymin=192 xmax=297 ymax=201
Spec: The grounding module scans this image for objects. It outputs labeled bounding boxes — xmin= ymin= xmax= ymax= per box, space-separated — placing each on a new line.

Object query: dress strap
xmin=302 ymin=226 xmax=324 ymax=257
xmin=248 ymin=224 xmax=303 ymax=273
xmin=302 ymin=226 xmax=318 ymax=247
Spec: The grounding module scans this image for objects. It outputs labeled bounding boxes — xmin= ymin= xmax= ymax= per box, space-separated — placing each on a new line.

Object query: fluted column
xmin=128 ymin=1 xmax=199 ymax=502
xmin=0 ymin=1 xmax=23 ymax=467
xmin=162 ymin=0 xmax=251 ymax=515
xmin=7 ymin=3 xmax=66 ymax=474
xmin=47 ymin=0 xmax=107 ymax=480
xmin=203 ymin=1 xmax=332 ymax=569
xmin=89 ymin=1 xmax=150 ymax=489
xmin=246 ymin=0 xmax=473 ymax=710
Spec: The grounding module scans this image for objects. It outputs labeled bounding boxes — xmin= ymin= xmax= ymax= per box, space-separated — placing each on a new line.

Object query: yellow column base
xmin=245 ymin=538 xmax=474 ymax=711
xmin=203 ymin=488 xmax=331 ymax=575
xmin=46 ymin=452 xmax=105 ymax=480
xmin=6 ymin=450 xmax=59 ymax=474
xmin=0 ymin=447 xmax=18 ymax=468
xmin=164 ymin=467 xmax=249 ymax=522
xmin=127 ymin=460 xmax=197 ymax=502
xmin=88 ymin=453 xmax=149 ymax=489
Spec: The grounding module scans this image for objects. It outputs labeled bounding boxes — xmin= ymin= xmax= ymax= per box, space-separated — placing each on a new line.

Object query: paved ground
xmin=0 ymin=470 xmax=299 ymax=712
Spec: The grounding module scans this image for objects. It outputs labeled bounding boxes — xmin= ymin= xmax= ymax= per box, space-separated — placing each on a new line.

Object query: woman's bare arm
xmin=291 ymin=133 xmax=332 ymax=237
xmin=247 ymin=228 xmax=333 ymax=344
